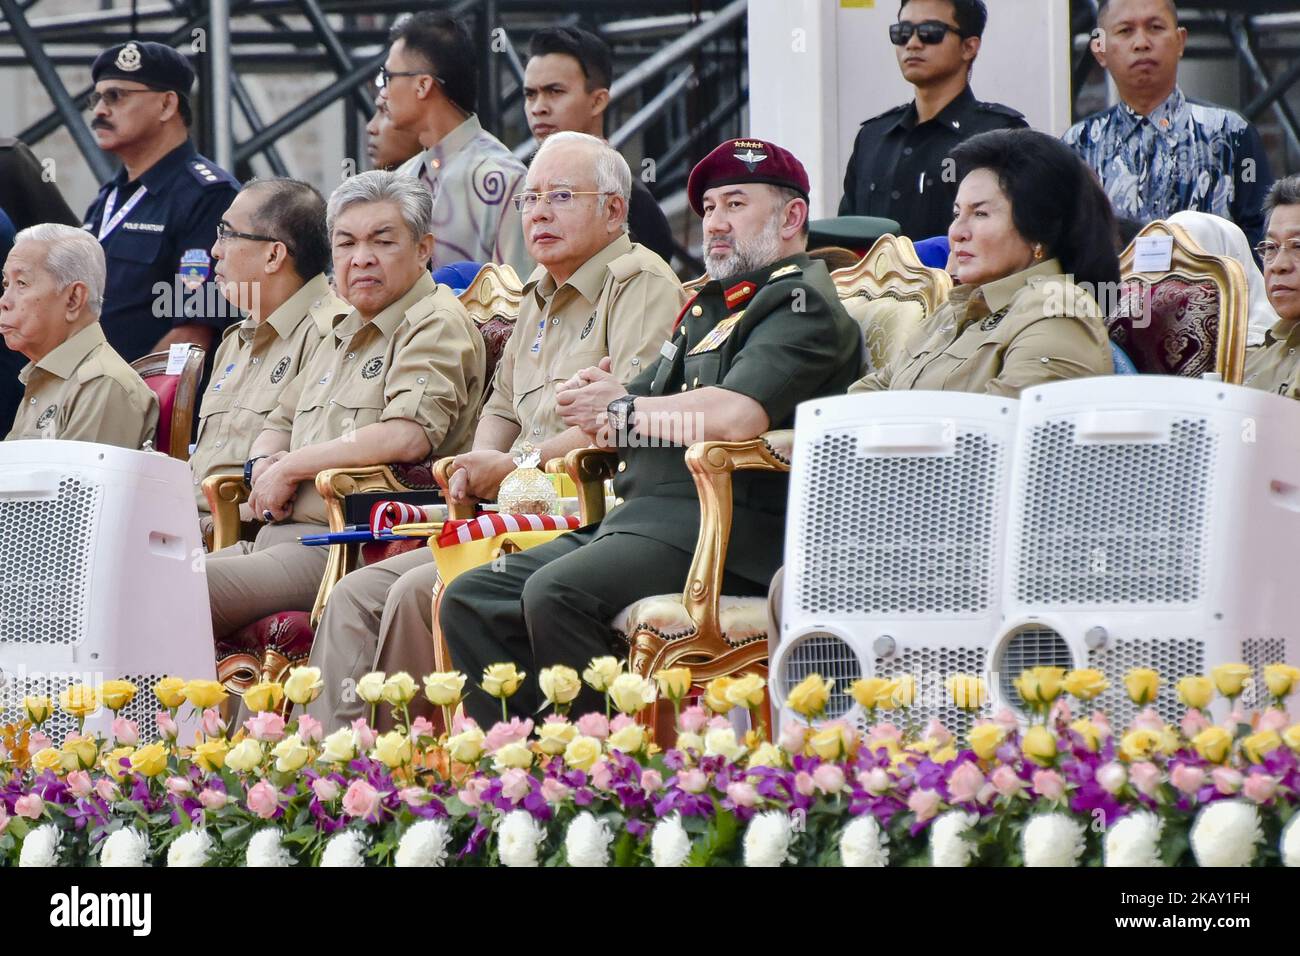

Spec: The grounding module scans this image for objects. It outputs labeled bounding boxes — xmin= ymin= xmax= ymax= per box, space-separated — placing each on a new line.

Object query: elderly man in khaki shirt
xmin=2 ymin=223 xmax=157 ymax=447
xmin=191 ymin=178 xmax=350 ymax=531
xmin=205 ymin=170 xmax=485 ymax=640
xmin=305 ymin=131 xmax=683 ymax=729
xmin=1244 ymin=175 xmax=1300 ymax=396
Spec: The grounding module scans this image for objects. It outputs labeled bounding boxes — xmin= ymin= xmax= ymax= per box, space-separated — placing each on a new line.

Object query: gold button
xmin=691 ymin=305 xmax=703 ymax=316
xmin=617 ymin=461 xmax=626 ymax=473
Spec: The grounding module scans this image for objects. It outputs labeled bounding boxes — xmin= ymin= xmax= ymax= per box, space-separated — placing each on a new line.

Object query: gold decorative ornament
xmin=497 ymin=444 xmax=558 ymax=515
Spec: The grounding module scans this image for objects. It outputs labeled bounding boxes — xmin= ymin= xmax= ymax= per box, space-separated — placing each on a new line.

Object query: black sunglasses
xmin=889 ymin=19 xmax=964 ymax=46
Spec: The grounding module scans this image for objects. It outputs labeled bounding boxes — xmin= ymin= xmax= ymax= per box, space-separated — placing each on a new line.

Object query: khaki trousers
xmin=205 ymin=522 xmax=328 ymax=639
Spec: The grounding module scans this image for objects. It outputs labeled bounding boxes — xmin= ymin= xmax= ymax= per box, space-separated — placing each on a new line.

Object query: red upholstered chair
xmin=129 ymin=345 xmax=206 ymax=459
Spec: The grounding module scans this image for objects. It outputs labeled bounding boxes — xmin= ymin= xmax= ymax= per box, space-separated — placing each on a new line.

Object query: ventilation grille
xmin=0 ymin=671 xmax=164 ymax=744
xmin=795 ymin=429 xmax=1004 ymax=615
xmin=1088 ymin=638 xmax=1206 ymax=726
xmin=1014 ymin=418 xmax=1214 ymax=606
xmin=873 ymin=645 xmax=988 ymax=741
xmin=1243 ymin=637 xmax=1288 ymax=711
xmin=777 ymin=633 xmax=861 ymax=720
xmin=995 ymin=626 xmax=1075 ymax=715
xmin=0 ymin=477 xmax=101 ymax=646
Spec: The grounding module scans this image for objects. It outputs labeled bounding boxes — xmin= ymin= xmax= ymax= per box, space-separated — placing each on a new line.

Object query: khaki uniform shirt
xmin=850 ymin=259 xmax=1113 ymax=397
xmin=481 ymin=232 xmax=683 ymax=455
xmin=266 ymin=273 xmax=485 ymax=524
xmin=190 ymin=273 xmax=349 ymax=511
xmin=6 ymin=323 xmax=158 ymax=448
xmin=1243 ymin=318 xmax=1300 ymax=398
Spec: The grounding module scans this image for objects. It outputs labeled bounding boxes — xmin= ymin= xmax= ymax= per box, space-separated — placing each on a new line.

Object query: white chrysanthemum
xmin=1105 ymin=812 xmax=1164 ymax=868
xmin=320 ymin=830 xmax=367 ymax=867
xmin=930 ymin=811 xmax=978 ymax=868
xmin=1022 ymin=813 xmax=1086 ymax=868
xmin=245 ymin=828 xmax=294 ymax=867
xmin=564 ymin=812 xmax=614 ymax=867
xmin=497 ymin=810 xmax=545 ymax=868
xmin=650 ymin=814 xmax=692 ymax=868
xmin=1191 ymin=800 xmax=1263 ymax=868
xmin=841 ymin=814 xmax=891 ymax=867
xmin=395 ymin=819 xmax=451 ymax=868
xmin=18 ymin=824 xmax=60 ymax=867
xmin=743 ymin=810 xmax=794 ymax=867
xmin=100 ymin=827 xmax=148 ymax=867
xmin=166 ymin=829 xmax=213 ymax=867
xmin=1281 ymin=814 xmax=1300 ymax=868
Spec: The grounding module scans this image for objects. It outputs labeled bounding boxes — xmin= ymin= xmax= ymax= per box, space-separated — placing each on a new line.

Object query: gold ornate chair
xmin=1109 ymin=220 xmax=1249 ymax=384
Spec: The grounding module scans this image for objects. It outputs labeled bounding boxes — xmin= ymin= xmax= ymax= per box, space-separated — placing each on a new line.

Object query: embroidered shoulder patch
xmin=270 ymin=356 xmax=291 ymax=384
xmin=979 ymin=306 xmax=1011 ymax=331
xmin=361 ymin=357 xmax=384 ymax=379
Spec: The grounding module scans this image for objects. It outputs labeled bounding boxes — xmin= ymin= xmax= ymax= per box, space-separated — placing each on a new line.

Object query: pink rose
xmin=976 ymin=783 xmax=996 ymax=805
xmin=1090 ymin=710 xmax=1112 ymax=738
xmin=677 ymin=705 xmax=708 ymax=735
xmin=907 ymin=787 xmax=941 ymax=823
xmin=458 ymin=777 xmax=489 ymax=808
xmin=868 ymin=721 xmax=901 ymax=743
xmin=297 ymin=714 xmax=324 ymax=743
xmin=155 ymin=711 xmax=179 ymax=740
xmin=165 ymin=776 xmax=193 ymax=796
xmin=726 ymin=781 xmax=758 ymax=808
xmin=706 ymin=715 xmax=732 ymax=732
xmin=990 ymin=765 xmax=1023 ymax=798
xmin=590 ymin=760 xmax=613 ymax=791
xmin=1031 ymin=769 xmax=1067 ymax=801
xmin=499 ymin=768 xmax=532 ymax=803
xmin=948 ymin=762 xmax=986 ymax=803
xmin=398 ymin=787 xmax=430 ymax=806
xmin=28 ymin=731 xmax=52 ymax=754
xmin=198 ymin=788 xmax=228 ymax=810
xmin=0 ymin=805 xmax=7 ymax=835
xmin=1212 ymin=766 xmax=1244 ymax=795
xmin=859 ymin=767 xmax=891 ymax=796
xmin=1129 ymin=761 xmax=1163 ymax=797
xmin=1242 ymin=773 xmax=1278 ymax=804
xmin=1096 ymin=761 xmax=1127 ymax=795
xmin=575 ymin=713 xmax=610 ymax=740
xmin=449 ymin=713 xmax=479 ymax=735
xmin=677 ymin=768 xmax=708 ymax=794
xmin=609 ymin=714 xmax=635 ymax=733
xmin=408 ymin=716 xmax=435 ymax=741
xmin=201 ymin=708 xmax=226 ymax=738
xmin=1132 ymin=707 xmax=1163 ymax=732
xmin=94 ymin=779 xmax=117 ymax=801
xmin=111 ymin=717 xmax=139 ymax=746
xmin=67 ymin=770 xmax=93 ymax=798
xmin=812 ymin=763 xmax=846 ymax=795
xmin=246 ymin=780 xmax=280 ymax=819
xmin=993 ymin=708 xmax=1020 ymax=733
xmin=541 ymin=778 xmax=571 ymax=804
xmin=1259 ymin=708 xmax=1289 ymax=733
xmin=484 ymin=717 xmax=534 ymax=754
xmin=350 ymin=718 xmax=377 ymax=752
xmin=1170 ymin=764 xmax=1206 ymax=796
xmin=312 ymin=778 xmax=340 ymax=802
xmin=1048 ymin=699 xmax=1072 ymax=724
xmin=778 ymin=721 xmax=808 ymax=756
xmin=640 ymin=769 xmax=664 ymax=793
xmin=1180 ymin=709 xmax=1210 ymax=739
xmin=794 ymin=771 xmax=816 ymax=797
xmin=341 ymin=778 xmax=381 ymax=819
xmin=243 ymin=711 xmax=285 ymax=743
xmin=923 ymin=720 xmax=952 ymax=748
xmin=14 ymin=794 xmax=43 ymax=819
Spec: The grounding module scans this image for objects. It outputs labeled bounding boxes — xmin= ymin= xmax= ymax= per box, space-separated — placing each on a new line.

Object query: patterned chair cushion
xmin=841 ymin=293 xmax=927 ymax=373
xmin=611 ymin=594 xmax=769 ymax=646
xmin=216 ymin=610 xmax=315 ymax=689
xmin=1107 ymin=277 xmax=1220 ymax=378
xmin=479 ymin=315 xmax=515 ymax=397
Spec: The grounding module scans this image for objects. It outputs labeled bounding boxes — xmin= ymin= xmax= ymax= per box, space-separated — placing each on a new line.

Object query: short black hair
xmin=1097 ymin=0 xmax=1179 ymax=25
xmin=1264 ymin=174 xmax=1300 ymax=223
xmin=950 ymin=128 xmax=1121 ymax=288
xmin=388 ymin=12 xmax=477 ymax=115
xmin=527 ymin=26 xmax=613 ymax=91
xmin=898 ymin=0 xmax=988 ymax=38
xmin=244 ymin=178 xmax=330 ymax=280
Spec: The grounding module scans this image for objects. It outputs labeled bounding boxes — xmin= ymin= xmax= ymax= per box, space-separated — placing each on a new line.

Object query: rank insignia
xmin=769 ymin=264 xmax=801 ymax=280
xmin=724 ymin=281 xmax=756 ymax=308
xmin=732 ymin=141 xmax=768 ymax=171
xmin=688 ymin=314 xmax=743 ymax=355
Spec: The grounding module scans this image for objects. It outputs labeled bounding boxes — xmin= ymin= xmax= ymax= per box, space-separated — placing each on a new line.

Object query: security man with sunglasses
xmin=839 ymin=0 xmax=1026 ymax=241
xmin=82 ymin=41 xmax=240 ymax=372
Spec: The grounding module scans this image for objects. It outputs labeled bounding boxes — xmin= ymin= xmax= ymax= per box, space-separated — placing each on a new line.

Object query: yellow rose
xmin=492 ymin=740 xmax=534 ymax=771
xmin=22 ymin=695 xmax=52 ymax=725
xmin=655 ymin=667 xmax=692 ymax=701
xmin=537 ymin=720 xmax=578 ymax=756
xmin=582 ymin=656 xmax=622 ymax=693
xmin=59 ymin=684 xmax=98 ymax=718
xmin=1123 ymin=668 xmax=1159 ymax=705
xmin=538 ymin=666 xmax=582 ymax=707
xmin=1191 ymin=726 xmax=1233 ymax=764
xmin=445 ymin=727 xmax=486 ymax=765
xmin=1283 ymin=724 xmax=1300 ymax=753
xmin=968 ymin=723 xmax=1006 ymax=760
xmin=374 ymin=671 xmax=414 ymax=707
xmin=224 ymin=739 xmax=264 ymax=773
xmin=675 ymin=731 xmax=704 ymax=756
xmin=703 ymin=676 xmax=736 ymax=714
xmin=849 ymin=677 xmax=890 ymax=711
xmin=243 ymin=681 xmax=284 ymax=714
xmin=481 ymin=663 xmax=526 ymax=699
xmin=1176 ymin=676 xmax=1214 ymax=710
xmin=786 ymin=673 xmax=835 ymax=719
xmin=153 ymin=676 xmax=186 ymax=709
xmin=356 ymin=671 xmax=387 ymax=704
xmin=102 ymin=746 xmax=135 ymax=780
xmin=746 ymin=742 xmax=785 ymax=769
xmin=130 ymin=743 xmax=168 ymax=778
xmin=270 ymin=734 xmax=310 ymax=773
xmin=372 ymin=730 xmax=414 ymax=768
xmin=193 ymin=738 xmax=230 ymax=772
xmin=1063 ymin=668 xmax=1108 ymax=701
xmin=946 ymin=674 xmax=987 ymax=711
xmin=564 ymin=734 xmax=602 ymax=772
xmin=724 ymin=674 xmax=767 ymax=710
xmin=319 ymin=727 xmax=356 ymax=764
xmin=1014 ymin=666 xmax=1065 ymax=706
xmin=607 ymin=722 xmax=647 ymax=754
xmin=1158 ymin=726 xmax=1180 ymax=756
xmin=1021 ymin=725 xmax=1058 ymax=766
xmin=99 ymin=679 xmax=138 ymax=712
xmin=1069 ymin=718 xmax=1104 ymax=752
xmin=62 ymin=735 xmax=99 ymax=771
xmin=608 ymin=673 xmax=656 ymax=715
xmin=31 ymin=747 xmax=63 ymax=774
xmin=808 ymin=726 xmax=846 ymax=761
xmin=932 ymin=744 xmax=958 ymax=764
xmin=1210 ymin=663 xmax=1251 ymax=699
xmin=181 ymin=679 xmax=228 ymax=711
xmin=886 ymin=674 xmax=916 ymax=708
xmin=1264 ymin=664 xmax=1300 ymax=700
xmin=284 ymin=666 xmax=324 ymax=706
xmin=1119 ymin=728 xmax=1162 ymax=762
xmin=1241 ymin=730 xmax=1281 ymax=765
xmin=423 ymin=671 xmax=467 ymax=707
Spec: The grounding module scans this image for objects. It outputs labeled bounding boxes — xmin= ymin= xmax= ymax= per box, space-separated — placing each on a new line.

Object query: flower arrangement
xmin=1 ymin=660 xmax=1298 ymax=867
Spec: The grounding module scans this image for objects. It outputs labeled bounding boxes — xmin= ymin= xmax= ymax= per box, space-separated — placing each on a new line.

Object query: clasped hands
xmin=247 ymin=450 xmax=297 ymax=523
xmin=556 ymin=356 xmax=627 ymax=440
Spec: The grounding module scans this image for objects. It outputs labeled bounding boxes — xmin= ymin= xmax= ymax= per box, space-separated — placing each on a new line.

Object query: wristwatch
xmin=606 ymin=395 xmax=636 ymax=446
xmin=243 ymin=455 xmax=269 ymax=491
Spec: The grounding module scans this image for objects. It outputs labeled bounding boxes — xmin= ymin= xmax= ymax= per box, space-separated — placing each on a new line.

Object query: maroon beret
xmin=687 ymin=138 xmax=811 ymax=216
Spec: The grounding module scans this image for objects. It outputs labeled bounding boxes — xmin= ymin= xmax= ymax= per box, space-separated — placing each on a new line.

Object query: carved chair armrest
xmin=203 ymin=473 xmax=250 ymax=552
xmin=433 ymin=456 xmax=476 ymax=520
xmin=554 ymin=446 xmax=619 ymax=526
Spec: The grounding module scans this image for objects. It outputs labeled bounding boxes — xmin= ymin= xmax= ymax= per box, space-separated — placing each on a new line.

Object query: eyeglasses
xmin=87 ymin=87 xmax=165 ymax=109
xmin=511 ymin=189 xmax=612 ymax=212
xmin=376 ymin=66 xmax=443 ymax=90
xmin=889 ymin=19 xmax=964 ymax=46
xmin=1256 ymin=238 xmax=1300 ymax=265
xmin=216 ymin=220 xmax=293 ymax=256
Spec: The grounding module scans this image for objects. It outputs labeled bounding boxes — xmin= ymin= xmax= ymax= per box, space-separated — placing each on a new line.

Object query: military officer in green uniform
xmin=439 ymin=138 xmax=862 ymax=725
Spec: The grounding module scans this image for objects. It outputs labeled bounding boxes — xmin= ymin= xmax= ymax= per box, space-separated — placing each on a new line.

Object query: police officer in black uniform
xmin=438 ymin=138 xmax=862 ymax=726
xmin=839 ymin=0 xmax=1025 ymax=241
xmin=83 ymin=41 xmax=240 ymax=370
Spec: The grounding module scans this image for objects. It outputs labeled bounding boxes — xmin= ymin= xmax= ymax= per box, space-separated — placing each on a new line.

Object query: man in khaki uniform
xmin=191 ymin=178 xmax=350 ymax=531
xmin=1244 ymin=175 xmax=1300 ymax=396
xmin=2 ymin=223 xmax=157 ymax=447
xmin=205 ymin=170 xmax=485 ymax=640
xmin=306 ymin=131 xmax=683 ymax=728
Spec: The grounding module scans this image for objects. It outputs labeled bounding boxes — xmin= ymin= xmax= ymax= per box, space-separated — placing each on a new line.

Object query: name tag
xmin=687 ymin=314 xmax=743 ymax=356
xmin=1133 ymin=236 xmax=1173 ymax=273
xmin=659 ymin=339 xmax=678 ymax=361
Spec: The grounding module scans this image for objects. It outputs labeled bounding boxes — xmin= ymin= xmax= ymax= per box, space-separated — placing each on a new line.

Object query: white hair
xmin=326 ymin=169 xmax=433 ymax=243
xmin=533 ymin=130 xmax=632 ymax=231
xmin=13 ymin=223 xmax=106 ymax=315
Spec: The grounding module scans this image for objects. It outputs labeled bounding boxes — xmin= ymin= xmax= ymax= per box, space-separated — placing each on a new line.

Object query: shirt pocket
xmin=105 ymin=231 xmax=163 ymax=268
xmin=937 ymin=324 xmax=1012 ymax=388
xmin=683 ymin=350 xmax=723 ymax=388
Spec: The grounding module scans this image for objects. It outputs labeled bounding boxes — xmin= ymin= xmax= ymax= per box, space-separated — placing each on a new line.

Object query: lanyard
xmin=97 ymin=184 xmax=149 ymax=241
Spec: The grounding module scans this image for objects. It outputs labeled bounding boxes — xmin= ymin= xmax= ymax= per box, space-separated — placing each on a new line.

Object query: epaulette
xmin=768 ymin=263 xmax=803 ymax=281
xmin=859 ymin=103 xmax=909 ymax=126
xmin=186 ymin=158 xmax=236 ymax=188
xmin=976 ymin=101 xmax=1027 ymax=121
xmin=607 ymin=249 xmax=641 ymax=282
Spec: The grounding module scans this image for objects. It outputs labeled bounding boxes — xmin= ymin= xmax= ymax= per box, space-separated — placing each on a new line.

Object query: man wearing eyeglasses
xmin=380 ymin=13 xmax=531 ymax=278
xmin=1244 ymin=176 xmax=1300 ymax=397
xmin=188 ymin=179 xmax=350 ymax=537
xmin=81 ymin=41 xmax=240 ymax=372
xmin=838 ymin=0 xmax=1025 ymax=241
